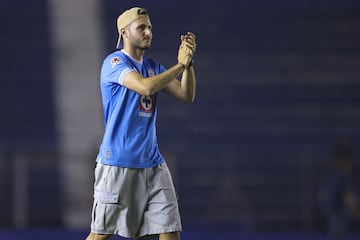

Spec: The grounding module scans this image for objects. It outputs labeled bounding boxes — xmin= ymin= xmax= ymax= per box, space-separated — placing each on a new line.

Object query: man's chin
xmin=141 ymin=44 xmax=151 ymax=50
xmin=143 ymin=40 xmax=152 ymax=49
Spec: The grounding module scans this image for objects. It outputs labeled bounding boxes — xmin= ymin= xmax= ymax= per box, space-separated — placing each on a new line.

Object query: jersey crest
xmin=148 ymin=69 xmax=155 ymax=77
xmin=139 ymin=95 xmax=154 ymax=117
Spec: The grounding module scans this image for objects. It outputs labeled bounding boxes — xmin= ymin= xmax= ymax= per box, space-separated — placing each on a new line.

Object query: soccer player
xmin=86 ymin=7 xmax=196 ymax=240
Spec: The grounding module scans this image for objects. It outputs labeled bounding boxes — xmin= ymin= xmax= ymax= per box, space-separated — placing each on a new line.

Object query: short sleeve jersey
xmin=97 ymin=50 xmax=166 ymax=168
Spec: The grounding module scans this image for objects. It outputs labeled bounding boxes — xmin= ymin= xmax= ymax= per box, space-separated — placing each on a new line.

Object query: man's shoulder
xmin=103 ymin=50 xmax=129 ymax=69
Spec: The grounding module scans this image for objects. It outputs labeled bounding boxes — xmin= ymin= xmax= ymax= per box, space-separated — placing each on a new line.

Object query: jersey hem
xmin=97 ymin=158 xmax=165 ymax=169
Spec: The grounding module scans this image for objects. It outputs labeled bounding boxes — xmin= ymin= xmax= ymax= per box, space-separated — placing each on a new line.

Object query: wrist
xmin=187 ymin=59 xmax=194 ymax=68
xmin=178 ymin=62 xmax=186 ymax=70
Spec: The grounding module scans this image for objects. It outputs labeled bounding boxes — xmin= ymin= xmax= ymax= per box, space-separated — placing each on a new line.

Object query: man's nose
xmin=145 ymin=28 xmax=152 ymax=36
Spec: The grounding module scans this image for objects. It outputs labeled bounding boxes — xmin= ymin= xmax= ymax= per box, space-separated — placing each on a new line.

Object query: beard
xmin=130 ymin=35 xmax=152 ymax=50
xmin=139 ymin=38 xmax=152 ymax=50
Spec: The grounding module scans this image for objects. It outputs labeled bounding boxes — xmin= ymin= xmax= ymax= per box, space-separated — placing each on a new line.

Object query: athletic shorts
xmin=90 ymin=162 xmax=182 ymax=239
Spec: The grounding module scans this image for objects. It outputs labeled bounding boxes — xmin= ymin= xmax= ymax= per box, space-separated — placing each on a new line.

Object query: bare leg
xmin=85 ymin=232 xmax=112 ymax=240
xmin=159 ymin=232 xmax=180 ymax=240
xmin=137 ymin=235 xmax=159 ymax=240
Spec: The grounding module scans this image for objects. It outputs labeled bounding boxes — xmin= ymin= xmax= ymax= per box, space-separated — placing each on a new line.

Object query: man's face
xmin=127 ymin=17 xmax=152 ymax=50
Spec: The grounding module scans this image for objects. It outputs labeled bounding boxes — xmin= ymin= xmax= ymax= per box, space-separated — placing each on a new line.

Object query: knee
xmin=159 ymin=232 xmax=180 ymax=240
xmin=86 ymin=232 xmax=111 ymax=240
xmin=85 ymin=233 xmax=92 ymax=240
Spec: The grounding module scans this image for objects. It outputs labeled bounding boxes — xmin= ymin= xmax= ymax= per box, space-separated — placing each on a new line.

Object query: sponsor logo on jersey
xmin=110 ymin=56 xmax=122 ymax=68
xmin=105 ymin=150 xmax=111 ymax=158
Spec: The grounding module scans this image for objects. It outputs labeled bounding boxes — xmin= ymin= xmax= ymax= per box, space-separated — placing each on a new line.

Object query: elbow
xmin=137 ymin=84 xmax=156 ymax=96
xmin=183 ymin=95 xmax=195 ymax=104
xmin=139 ymin=88 xmax=153 ymax=96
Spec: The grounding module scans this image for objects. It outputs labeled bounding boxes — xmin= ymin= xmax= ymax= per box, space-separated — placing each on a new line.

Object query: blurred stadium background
xmin=1 ymin=0 xmax=360 ymax=239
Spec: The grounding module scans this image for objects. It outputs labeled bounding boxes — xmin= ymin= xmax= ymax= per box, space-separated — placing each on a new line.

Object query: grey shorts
xmin=90 ymin=162 xmax=182 ymax=239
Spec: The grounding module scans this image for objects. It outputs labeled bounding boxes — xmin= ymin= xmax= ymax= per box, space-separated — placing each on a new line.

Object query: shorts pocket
xmin=94 ymin=164 xmax=119 ymax=203
xmin=92 ymin=201 xmax=121 ymax=233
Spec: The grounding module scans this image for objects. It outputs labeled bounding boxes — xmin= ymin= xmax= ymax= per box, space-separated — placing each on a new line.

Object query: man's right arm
xmin=122 ymin=63 xmax=185 ymax=96
xmin=122 ymin=36 xmax=194 ymax=96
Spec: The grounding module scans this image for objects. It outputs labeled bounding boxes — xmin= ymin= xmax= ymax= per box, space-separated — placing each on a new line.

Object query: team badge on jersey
xmin=139 ymin=95 xmax=154 ymax=117
xmin=148 ymin=69 xmax=155 ymax=77
xmin=110 ymin=56 xmax=122 ymax=68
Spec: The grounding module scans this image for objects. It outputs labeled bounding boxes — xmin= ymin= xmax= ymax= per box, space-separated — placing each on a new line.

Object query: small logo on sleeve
xmin=110 ymin=57 xmax=122 ymax=68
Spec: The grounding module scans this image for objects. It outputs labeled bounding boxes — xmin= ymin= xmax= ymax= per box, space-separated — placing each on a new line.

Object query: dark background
xmin=1 ymin=0 xmax=360 ymax=238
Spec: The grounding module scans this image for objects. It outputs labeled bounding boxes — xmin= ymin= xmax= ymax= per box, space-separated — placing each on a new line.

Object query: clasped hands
xmin=178 ymin=32 xmax=196 ymax=68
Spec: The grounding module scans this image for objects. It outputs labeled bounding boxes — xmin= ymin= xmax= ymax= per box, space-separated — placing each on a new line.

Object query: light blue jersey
xmin=96 ymin=50 xmax=166 ymax=168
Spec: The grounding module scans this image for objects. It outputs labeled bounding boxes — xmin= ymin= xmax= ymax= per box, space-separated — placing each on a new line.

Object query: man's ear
xmin=121 ymin=28 xmax=128 ymax=39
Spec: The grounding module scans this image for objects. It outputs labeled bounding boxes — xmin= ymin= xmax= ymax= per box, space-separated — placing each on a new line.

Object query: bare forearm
xmin=125 ymin=63 xmax=185 ymax=96
xmin=144 ymin=63 xmax=185 ymax=95
xmin=180 ymin=66 xmax=196 ymax=102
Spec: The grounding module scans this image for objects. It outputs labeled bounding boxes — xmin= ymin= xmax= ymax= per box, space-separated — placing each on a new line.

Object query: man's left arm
xmin=164 ymin=32 xmax=196 ymax=103
xmin=164 ymin=65 xmax=196 ymax=103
